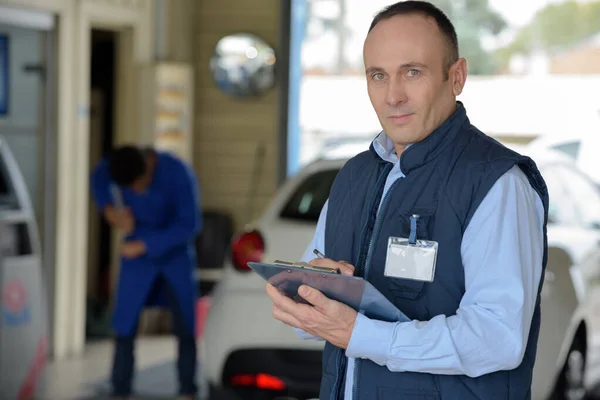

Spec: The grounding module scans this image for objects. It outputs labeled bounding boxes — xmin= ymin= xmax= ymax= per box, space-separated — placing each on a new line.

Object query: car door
xmin=0 ymin=139 xmax=47 ymax=399
xmin=533 ymin=164 xmax=583 ymax=398
xmin=552 ymin=164 xmax=600 ymax=289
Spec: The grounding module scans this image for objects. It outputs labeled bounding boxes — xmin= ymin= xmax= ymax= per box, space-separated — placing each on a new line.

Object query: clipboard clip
xmin=273 ymin=260 xmax=341 ymax=274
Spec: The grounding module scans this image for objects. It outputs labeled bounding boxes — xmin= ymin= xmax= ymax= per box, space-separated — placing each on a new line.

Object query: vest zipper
xmin=329 ymin=162 xmax=393 ymax=400
xmin=351 ymin=174 xmax=402 ymax=400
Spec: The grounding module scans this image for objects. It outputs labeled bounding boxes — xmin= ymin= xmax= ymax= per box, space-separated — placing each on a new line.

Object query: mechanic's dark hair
xmin=369 ymin=1 xmax=459 ymax=79
xmin=108 ymin=145 xmax=147 ymax=186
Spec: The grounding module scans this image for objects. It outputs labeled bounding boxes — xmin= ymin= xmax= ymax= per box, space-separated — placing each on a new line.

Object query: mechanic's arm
xmin=90 ymin=159 xmax=114 ymax=211
xmin=135 ymin=162 xmax=202 ymax=259
xmin=293 ymin=199 xmax=329 ymax=341
xmin=345 ymin=166 xmax=545 ymax=377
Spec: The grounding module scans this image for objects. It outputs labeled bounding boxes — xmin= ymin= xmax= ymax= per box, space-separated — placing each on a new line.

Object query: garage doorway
xmin=86 ymin=29 xmax=117 ymax=341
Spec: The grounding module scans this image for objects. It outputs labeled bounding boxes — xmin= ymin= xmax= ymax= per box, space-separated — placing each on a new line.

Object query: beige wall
xmin=550 ymin=45 xmax=600 ymax=75
xmin=192 ymin=0 xmax=282 ymax=230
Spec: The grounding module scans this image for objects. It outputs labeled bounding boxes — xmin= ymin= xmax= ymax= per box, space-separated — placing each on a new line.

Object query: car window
xmin=541 ymin=166 xmax=579 ymax=226
xmin=279 ymin=168 xmax=340 ymax=222
xmin=0 ymin=148 xmax=17 ymax=209
xmin=554 ymin=165 xmax=600 ymax=229
xmin=551 ymin=141 xmax=581 ymax=160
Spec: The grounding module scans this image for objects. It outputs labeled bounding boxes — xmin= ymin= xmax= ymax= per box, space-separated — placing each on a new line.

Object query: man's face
xmin=130 ymin=171 xmax=152 ymax=193
xmin=363 ymin=14 xmax=466 ymax=151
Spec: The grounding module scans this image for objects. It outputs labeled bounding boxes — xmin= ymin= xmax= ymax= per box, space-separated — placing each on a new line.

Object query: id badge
xmin=384 ymin=214 xmax=438 ymax=282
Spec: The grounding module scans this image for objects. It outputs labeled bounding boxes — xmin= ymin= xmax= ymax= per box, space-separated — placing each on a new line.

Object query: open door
xmin=86 ymin=29 xmax=116 ymax=341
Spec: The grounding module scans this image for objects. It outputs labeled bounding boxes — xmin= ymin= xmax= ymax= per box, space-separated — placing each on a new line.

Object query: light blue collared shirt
xmin=296 ymin=132 xmax=545 ymax=398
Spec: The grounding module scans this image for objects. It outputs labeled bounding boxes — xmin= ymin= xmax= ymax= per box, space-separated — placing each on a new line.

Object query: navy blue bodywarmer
xmin=320 ymin=103 xmax=549 ymax=400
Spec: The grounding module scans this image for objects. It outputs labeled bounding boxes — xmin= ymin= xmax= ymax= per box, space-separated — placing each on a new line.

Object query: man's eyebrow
xmin=365 ymin=63 xmax=428 ymax=75
xmin=399 ymin=62 xmax=428 ymax=70
xmin=365 ymin=67 xmax=383 ymax=75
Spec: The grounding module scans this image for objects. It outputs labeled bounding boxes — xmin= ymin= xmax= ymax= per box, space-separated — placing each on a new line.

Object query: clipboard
xmin=248 ymin=261 xmax=409 ymax=323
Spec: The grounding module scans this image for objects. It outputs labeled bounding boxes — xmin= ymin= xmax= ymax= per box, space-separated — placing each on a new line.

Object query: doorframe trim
xmin=0 ymin=0 xmax=154 ymax=359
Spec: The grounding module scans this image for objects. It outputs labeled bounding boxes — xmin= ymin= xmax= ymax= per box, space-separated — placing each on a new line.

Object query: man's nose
xmin=385 ymin=77 xmax=408 ymax=106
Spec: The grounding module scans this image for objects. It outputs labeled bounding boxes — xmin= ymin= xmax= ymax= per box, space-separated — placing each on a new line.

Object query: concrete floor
xmin=41 ymin=336 xmax=208 ymax=400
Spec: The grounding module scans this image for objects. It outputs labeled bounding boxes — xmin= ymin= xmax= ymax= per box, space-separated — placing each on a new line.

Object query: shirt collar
xmin=372 ymin=130 xmax=414 ymax=165
xmin=369 ymin=101 xmax=468 ymax=174
xmin=372 ymin=131 xmax=399 ymax=164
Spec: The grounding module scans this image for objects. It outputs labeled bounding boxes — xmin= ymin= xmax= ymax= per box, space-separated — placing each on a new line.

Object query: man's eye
xmin=407 ymin=69 xmax=420 ymax=77
xmin=372 ymin=73 xmax=385 ymax=80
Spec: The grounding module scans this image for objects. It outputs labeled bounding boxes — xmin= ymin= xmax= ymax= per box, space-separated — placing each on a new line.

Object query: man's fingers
xmin=266 ymin=283 xmax=307 ymax=313
xmin=309 ymin=258 xmax=338 ymax=268
xmin=298 ymin=285 xmax=328 ymax=309
xmin=272 ymin=304 xmax=303 ymax=328
xmin=266 ymin=283 xmax=287 ymax=302
xmin=337 ymin=260 xmax=355 ymax=276
xmin=309 ymin=258 xmax=355 ymax=276
xmin=266 ymin=282 xmax=322 ymax=327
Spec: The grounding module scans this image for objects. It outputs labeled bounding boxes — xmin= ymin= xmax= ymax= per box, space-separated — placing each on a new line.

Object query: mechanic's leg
xmin=110 ymin=323 xmax=138 ymax=398
xmin=164 ymin=281 xmax=198 ymax=397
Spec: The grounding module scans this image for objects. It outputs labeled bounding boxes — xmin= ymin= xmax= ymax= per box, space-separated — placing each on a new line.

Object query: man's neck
xmin=144 ymin=149 xmax=157 ymax=176
xmin=393 ymin=143 xmax=408 ymax=158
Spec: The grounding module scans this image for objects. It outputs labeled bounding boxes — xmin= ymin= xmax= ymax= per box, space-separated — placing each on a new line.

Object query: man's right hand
xmin=309 ymin=258 xmax=355 ymax=276
xmin=104 ymin=205 xmax=135 ymax=235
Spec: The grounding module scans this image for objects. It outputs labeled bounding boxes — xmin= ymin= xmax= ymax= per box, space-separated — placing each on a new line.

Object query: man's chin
xmin=384 ymin=129 xmax=417 ymax=146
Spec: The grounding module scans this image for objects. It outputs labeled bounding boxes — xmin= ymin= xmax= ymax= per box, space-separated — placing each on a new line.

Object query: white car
xmin=203 ymin=144 xmax=600 ymax=400
xmin=0 ymin=137 xmax=48 ymax=399
xmin=528 ymin=131 xmax=600 ymax=185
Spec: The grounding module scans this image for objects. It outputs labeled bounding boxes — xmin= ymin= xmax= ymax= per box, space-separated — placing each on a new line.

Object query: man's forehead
xmin=368 ymin=13 xmax=440 ymax=36
xmin=363 ymin=14 xmax=445 ymax=65
xmin=365 ymin=13 xmax=443 ymax=50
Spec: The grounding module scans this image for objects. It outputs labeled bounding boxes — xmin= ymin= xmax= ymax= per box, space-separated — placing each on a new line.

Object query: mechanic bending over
xmin=91 ymin=145 xmax=202 ymax=400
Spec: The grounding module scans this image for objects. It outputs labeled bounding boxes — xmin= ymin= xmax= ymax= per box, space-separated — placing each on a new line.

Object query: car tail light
xmin=230 ymin=230 xmax=264 ymax=272
xmin=230 ymin=373 xmax=286 ymax=391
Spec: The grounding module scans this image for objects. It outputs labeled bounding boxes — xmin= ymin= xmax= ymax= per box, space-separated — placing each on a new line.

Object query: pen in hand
xmin=313 ymin=249 xmax=326 ymax=258
xmin=313 ymin=249 xmax=355 ymax=276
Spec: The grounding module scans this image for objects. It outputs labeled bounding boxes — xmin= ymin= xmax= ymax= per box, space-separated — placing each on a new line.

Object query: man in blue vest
xmin=266 ymin=1 xmax=548 ymax=399
xmin=91 ymin=146 xmax=202 ymax=400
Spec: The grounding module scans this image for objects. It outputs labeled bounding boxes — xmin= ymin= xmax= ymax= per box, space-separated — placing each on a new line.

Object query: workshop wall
xmin=193 ymin=0 xmax=282 ymax=229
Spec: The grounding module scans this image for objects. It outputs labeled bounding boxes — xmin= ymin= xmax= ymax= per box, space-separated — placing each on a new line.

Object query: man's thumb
xmin=298 ymin=285 xmax=322 ymax=306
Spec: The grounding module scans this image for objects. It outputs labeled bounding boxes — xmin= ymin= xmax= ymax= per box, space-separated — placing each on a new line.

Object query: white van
xmin=0 ymin=137 xmax=48 ymax=399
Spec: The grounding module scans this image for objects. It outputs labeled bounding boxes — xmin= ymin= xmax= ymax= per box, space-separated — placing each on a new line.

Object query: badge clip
xmin=408 ymin=214 xmax=419 ymax=245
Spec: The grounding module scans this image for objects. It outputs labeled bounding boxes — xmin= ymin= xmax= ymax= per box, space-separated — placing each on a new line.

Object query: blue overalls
xmin=91 ymin=151 xmax=202 ymax=396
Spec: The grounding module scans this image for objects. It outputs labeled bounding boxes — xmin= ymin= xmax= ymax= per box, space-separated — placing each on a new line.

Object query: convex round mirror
xmin=210 ymin=33 xmax=277 ymax=99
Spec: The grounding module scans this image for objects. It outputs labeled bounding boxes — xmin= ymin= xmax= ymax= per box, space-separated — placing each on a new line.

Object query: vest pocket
xmin=397 ymin=208 xmax=436 ymax=240
xmin=377 ymin=387 xmax=440 ymax=399
xmin=388 ymin=278 xmax=426 ymax=300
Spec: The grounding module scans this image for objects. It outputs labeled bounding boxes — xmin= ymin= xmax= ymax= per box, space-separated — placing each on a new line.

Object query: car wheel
xmin=553 ymin=338 xmax=588 ymax=400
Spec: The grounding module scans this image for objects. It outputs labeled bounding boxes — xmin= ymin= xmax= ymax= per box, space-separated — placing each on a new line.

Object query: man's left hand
xmin=121 ymin=240 xmax=147 ymax=259
xmin=266 ymin=283 xmax=357 ymax=349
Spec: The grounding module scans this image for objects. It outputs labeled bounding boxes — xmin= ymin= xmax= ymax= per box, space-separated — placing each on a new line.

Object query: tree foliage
xmin=495 ymin=0 xmax=600 ymax=71
xmin=431 ymin=0 xmax=508 ymax=74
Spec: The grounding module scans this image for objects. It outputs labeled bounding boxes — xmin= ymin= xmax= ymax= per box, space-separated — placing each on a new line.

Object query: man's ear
xmin=450 ymin=58 xmax=467 ymax=96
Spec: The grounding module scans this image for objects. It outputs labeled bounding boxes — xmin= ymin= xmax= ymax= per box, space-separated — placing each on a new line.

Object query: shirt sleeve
xmin=345 ymin=165 xmax=545 ymax=377
xmin=90 ymin=159 xmax=113 ymax=211
xmin=293 ymin=199 xmax=329 ymax=342
xmin=136 ymin=161 xmax=202 ymax=259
